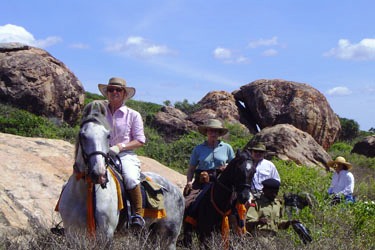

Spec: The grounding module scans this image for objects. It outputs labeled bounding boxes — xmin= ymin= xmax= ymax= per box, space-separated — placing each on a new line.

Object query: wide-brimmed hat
xmin=249 ymin=142 xmax=267 ymax=152
xmin=327 ymin=156 xmax=352 ymax=170
xmin=98 ymin=77 xmax=136 ymax=101
xmin=198 ymin=119 xmax=228 ymax=136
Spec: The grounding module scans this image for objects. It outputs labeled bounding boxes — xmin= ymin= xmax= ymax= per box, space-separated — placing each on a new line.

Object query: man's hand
xmin=109 ymin=145 xmax=120 ymax=156
xmin=186 ymin=181 xmax=193 ymax=189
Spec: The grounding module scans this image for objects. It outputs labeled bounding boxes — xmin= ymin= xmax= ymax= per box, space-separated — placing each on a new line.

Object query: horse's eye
xmin=107 ymin=134 xmax=110 ymax=139
xmin=79 ymin=131 xmax=87 ymax=140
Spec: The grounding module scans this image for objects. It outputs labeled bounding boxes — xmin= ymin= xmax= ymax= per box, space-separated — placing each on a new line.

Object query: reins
xmin=209 ymin=160 xmax=252 ymax=248
xmin=210 ymin=181 xmax=233 ymax=249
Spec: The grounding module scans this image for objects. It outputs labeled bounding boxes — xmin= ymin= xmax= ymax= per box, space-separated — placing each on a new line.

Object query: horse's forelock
xmin=80 ymin=101 xmax=110 ymax=130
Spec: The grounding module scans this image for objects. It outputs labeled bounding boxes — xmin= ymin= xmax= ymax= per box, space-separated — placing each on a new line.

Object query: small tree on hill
xmin=339 ymin=117 xmax=360 ymax=141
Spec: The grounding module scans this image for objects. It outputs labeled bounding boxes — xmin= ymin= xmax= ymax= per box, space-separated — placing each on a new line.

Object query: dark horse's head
xmin=217 ymin=151 xmax=252 ymax=204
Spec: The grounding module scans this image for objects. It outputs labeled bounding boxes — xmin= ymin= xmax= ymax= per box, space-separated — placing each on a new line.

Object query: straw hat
xmin=249 ymin=142 xmax=267 ymax=152
xmin=327 ymin=156 xmax=352 ymax=170
xmin=98 ymin=77 xmax=136 ymax=101
xmin=198 ymin=119 xmax=228 ymax=136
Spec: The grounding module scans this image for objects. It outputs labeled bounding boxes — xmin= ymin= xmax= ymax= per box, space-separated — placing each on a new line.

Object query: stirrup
xmin=131 ymin=214 xmax=145 ymax=229
xmin=50 ymin=221 xmax=64 ymax=236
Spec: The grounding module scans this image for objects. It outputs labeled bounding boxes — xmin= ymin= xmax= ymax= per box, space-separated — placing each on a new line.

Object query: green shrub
xmin=0 ymin=104 xmax=78 ymax=142
xmin=84 ymin=91 xmax=105 ymax=105
xmin=329 ymin=142 xmax=352 ymax=154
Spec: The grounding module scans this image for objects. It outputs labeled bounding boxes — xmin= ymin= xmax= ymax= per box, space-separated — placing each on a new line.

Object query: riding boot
xmin=128 ymin=184 xmax=145 ymax=229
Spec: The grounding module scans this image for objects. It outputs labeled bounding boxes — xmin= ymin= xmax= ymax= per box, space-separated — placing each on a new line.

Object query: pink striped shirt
xmin=106 ymin=104 xmax=146 ymax=146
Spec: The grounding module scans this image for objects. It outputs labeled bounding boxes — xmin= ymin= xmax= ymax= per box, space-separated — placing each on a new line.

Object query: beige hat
xmin=249 ymin=142 xmax=267 ymax=152
xmin=98 ymin=77 xmax=136 ymax=101
xmin=327 ymin=156 xmax=352 ymax=170
xmin=198 ymin=119 xmax=228 ymax=136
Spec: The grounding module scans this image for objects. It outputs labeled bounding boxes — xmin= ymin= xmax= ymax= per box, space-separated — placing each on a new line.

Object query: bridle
xmin=75 ymin=118 xmax=119 ymax=188
xmin=216 ymin=161 xmax=252 ymax=198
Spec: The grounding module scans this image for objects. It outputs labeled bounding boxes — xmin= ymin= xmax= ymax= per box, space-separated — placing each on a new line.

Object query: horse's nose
xmin=98 ymin=174 xmax=107 ymax=185
xmin=237 ymin=190 xmax=251 ymax=204
xmin=90 ymin=172 xmax=107 ymax=185
xmin=89 ymin=163 xmax=107 ymax=185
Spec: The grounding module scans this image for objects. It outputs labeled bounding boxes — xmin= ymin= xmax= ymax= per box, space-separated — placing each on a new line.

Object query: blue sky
xmin=1 ymin=0 xmax=374 ymax=130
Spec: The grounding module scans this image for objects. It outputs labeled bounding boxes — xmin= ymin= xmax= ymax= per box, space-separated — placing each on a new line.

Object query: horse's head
xmin=75 ymin=101 xmax=111 ymax=186
xmin=218 ymin=151 xmax=252 ymax=204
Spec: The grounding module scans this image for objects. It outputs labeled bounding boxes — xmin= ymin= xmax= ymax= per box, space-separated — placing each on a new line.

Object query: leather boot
xmin=128 ymin=184 xmax=145 ymax=229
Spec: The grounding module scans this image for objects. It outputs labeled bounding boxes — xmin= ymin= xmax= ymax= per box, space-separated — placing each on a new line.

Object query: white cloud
xmin=0 ymin=24 xmax=61 ymax=48
xmin=248 ymin=36 xmax=278 ymax=48
xmin=213 ymin=47 xmax=249 ymax=64
xmin=105 ymin=36 xmax=173 ymax=57
xmin=326 ymin=86 xmax=352 ymax=96
xmin=35 ymin=36 xmax=62 ymax=48
xmin=213 ymin=47 xmax=232 ymax=59
xmin=324 ymin=38 xmax=375 ymax=61
xmin=262 ymin=49 xmax=278 ymax=56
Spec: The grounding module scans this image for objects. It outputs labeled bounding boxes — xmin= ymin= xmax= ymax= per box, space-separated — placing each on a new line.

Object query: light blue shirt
xmin=189 ymin=141 xmax=235 ymax=171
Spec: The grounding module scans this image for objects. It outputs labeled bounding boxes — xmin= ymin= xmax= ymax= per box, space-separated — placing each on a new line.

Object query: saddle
xmin=111 ymin=167 xmax=167 ymax=231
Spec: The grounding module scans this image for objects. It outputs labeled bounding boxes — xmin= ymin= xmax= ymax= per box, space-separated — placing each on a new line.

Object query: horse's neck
xmin=212 ymin=181 xmax=233 ymax=211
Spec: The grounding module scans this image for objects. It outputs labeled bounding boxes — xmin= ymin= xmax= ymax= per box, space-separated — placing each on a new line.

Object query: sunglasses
xmin=107 ymin=87 xmax=124 ymax=93
xmin=252 ymin=150 xmax=265 ymax=154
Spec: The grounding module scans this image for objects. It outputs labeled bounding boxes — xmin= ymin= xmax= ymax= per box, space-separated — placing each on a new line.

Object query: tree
xmin=163 ymin=100 xmax=171 ymax=106
xmin=174 ymin=99 xmax=200 ymax=114
xmin=339 ymin=117 xmax=359 ymax=141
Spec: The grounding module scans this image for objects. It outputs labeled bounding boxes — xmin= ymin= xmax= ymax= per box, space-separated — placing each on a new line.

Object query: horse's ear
xmin=236 ymin=148 xmax=251 ymax=159
xmin=236 ymin=149 xmax=241 ymax=157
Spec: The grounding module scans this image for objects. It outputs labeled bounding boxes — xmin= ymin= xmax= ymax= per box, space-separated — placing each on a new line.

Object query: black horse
xmin=183 ymin=151 xmax=252 ymax=248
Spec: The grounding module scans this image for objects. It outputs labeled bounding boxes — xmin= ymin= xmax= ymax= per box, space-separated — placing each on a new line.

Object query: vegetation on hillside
xmin=1 ymin=94 xmax=374 ymax=249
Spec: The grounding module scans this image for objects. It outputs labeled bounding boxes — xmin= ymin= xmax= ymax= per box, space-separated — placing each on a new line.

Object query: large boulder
xmin=245 ymin=124 xmax=332 ymax=169
xmin=152 ymin=106 xmax=197 ymax=140
xmin=351 ymin=135 xmax=375 ymax=157
xmin=152 ymin=91 xmax=246 ymax=140
xmin=233 ymin=79 xmax=341 ymax=150
xmin=190 ymin=91 xmax=240 ymax=125
xmin=0 ymin=42 xmax=84 ymax=125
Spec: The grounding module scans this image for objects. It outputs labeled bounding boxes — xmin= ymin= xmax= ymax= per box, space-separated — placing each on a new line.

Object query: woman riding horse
xmin=183 ymin=149 xmax=252 ymax=248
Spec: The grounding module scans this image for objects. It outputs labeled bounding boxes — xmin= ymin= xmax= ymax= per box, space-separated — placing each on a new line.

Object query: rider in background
xmin=247 ymin=143 xmax=280 ymax=200
xmin=327 ymin=156 xmax=355 ymax=204
xmin=185 ymin=118 xmax=235 ymax=190
xmin=98 ymin=77 xmax=146 ymax=229
xmin=183 ymin=118 xmax=235 ymax=246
